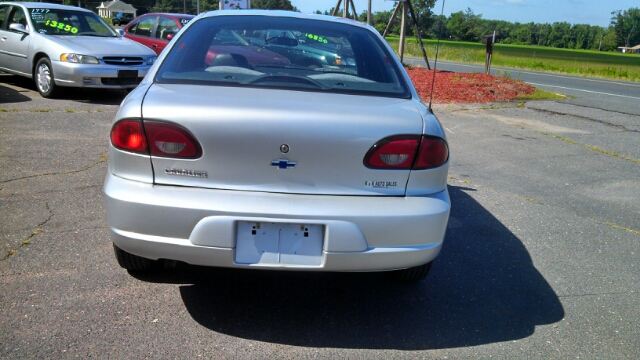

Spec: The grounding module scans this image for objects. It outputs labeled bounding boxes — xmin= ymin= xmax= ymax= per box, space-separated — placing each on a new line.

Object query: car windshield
xmin=29 ymin=8 xmax=116 ymax=37
xmin=155 ymin=15 xmax=410 ymax=98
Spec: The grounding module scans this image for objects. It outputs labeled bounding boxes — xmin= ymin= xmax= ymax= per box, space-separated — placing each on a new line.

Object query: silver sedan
xmin=104 ymin=10 xmax=451 ymax=282
xmin=0 ymin=2 xmax=157 ymax=98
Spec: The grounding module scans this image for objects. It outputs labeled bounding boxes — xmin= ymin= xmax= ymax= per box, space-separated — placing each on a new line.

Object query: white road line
xmin=423 ymin=59 xmax=640 ymax=88
xmin=526 ymin=82 xmax=640 ymax=100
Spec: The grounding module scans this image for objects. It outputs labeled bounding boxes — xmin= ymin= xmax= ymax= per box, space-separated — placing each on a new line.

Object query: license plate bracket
xmin=235 ymin=222 xmax=323 ymax=266
xmin=117 ymin=69 xmax=138 ymax=79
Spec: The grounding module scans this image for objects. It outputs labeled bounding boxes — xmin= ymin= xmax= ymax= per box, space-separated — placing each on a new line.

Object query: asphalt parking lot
xmin=1 ymin=73 xmax=639 ymax=358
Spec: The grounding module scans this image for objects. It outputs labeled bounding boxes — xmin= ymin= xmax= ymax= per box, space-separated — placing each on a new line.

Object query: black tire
xmin=392 ymin=262 xmax=433 ymax=283
xmin=113 ymin=244 xmax=158 ymax=271
xmin=34 ymin=57 xmax=60 ymax=98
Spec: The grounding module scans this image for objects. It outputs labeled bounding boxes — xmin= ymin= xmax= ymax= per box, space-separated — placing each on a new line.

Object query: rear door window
xmin=130 ymin=16 xmax=156 ymax=38
xmin=156 ymin=17 xmax=178 ymax=40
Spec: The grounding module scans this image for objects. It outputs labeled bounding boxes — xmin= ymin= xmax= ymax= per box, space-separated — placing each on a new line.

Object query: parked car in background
xmin=244 ymin=29 xmax=356 ymax=73
xmin=122 ymin=13 xmax=194 ymax=55
xmin=111 ymin=12 xmax=133 ymax=26
xmin=204 ymin=29 xmax=290 ymax=66
xmin=123 ymin=13 xmax=289 ymax=64
xmin=0 ymin=2 xmax=157 ymax=98
xmin=105 ymin=10 xmax=451 ymax=283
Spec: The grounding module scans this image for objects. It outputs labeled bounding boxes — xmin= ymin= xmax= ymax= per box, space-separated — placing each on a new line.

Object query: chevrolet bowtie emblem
xmin=271 ymin=159 xmax=296 ymax=169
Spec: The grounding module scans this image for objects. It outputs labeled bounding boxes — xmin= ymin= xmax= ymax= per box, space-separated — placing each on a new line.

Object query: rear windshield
xmin=155 ymin=15 xmax=410 ymax=98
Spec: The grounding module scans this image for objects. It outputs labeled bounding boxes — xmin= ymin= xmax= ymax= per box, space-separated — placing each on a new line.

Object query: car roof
xmin=141 ymin=12 xmax=195 ymax=19
xmin=4 ymin=1 xmax=93 ymax=12
xmin=199 ymin=10 xmax=370 ymax=30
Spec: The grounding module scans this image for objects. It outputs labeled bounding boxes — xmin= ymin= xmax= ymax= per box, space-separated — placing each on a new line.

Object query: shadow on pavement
xmin=131 ymin=185 xmax=564 ymax=349
xmin=0 ymin=83 xmax=31 ymax=103
xmin=0 ymin=74 xmax=126 ymax=105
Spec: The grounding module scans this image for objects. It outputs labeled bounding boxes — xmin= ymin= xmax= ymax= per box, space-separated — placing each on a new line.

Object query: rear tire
xmin=392 ymin=262 xmax=433 ymax=283
xmin=113 ymin=244 xmax=158 ymax=271
xmin=35 ymin=57 xmax=60 ymax=98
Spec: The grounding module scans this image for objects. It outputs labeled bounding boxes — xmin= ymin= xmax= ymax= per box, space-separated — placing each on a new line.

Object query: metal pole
xmin=367 ymin=0 xmax=371 ymax=25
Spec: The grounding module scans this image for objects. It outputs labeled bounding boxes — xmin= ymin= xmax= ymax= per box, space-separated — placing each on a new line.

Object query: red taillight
xmin=110 ymin=120 xmax=148 ymax=154
xmin=413 ymin=136 xmax=449 ymax=170
xmin=144 ymin=122 xmax=202 ymax=159
xmin=110 ymin=120 xmax=202 ymax=159
xmin=364 ymin=135 xmax=448 ymax=170
xmin=364 ymin=135 xmax=419 ymax=169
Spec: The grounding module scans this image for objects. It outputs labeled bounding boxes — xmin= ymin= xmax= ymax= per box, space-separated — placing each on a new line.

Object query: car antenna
xmin=428 ymin=0 xmax=446 ymax=111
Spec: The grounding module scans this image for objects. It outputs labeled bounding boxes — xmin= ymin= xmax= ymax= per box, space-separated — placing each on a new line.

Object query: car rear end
xmin=104 ymin=11 xmax=450 ymax=280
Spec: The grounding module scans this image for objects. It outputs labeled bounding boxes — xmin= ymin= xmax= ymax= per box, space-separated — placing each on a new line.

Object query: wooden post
xmin=399 ymin=1 xmax=407 ymax=63
xmin=406 ymin=0 xmax=431 ymax=70
xmin=382 ymin=1 xmax=401 ymax=38
xmin=349 ymin=0 xmax=357 ymax=21
xmin=331 ymin=0 xmax=342 ymax=16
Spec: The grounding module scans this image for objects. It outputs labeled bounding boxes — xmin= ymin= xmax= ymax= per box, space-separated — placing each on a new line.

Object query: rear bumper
xmin=104 ymin=173 xmax=450 ymax=272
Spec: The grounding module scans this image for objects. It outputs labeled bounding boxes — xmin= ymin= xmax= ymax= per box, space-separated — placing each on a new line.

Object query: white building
xmin=97 ymin=0 xmax=137 ymax=19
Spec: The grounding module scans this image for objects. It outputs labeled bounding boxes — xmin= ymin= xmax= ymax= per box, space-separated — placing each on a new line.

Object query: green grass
xmin=515 ymin=89 xmax=567 ymax=101
xmin=386 ymin=37 xmax=640 ymax=82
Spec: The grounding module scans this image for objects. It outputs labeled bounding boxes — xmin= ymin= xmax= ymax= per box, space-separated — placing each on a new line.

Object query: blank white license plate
xmin=235 ymin=222 xmax=323 ymax=266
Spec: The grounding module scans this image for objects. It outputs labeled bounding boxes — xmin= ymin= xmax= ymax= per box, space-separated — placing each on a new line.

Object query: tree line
xmin=361 ymin=3 xmax=639 ymax=52
xmin=80 ymin=0 xmax=639 ymax=52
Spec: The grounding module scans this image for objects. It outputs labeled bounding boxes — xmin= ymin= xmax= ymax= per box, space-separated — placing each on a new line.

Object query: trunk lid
xmin=142 ymin=84 xmax=423 ymax=196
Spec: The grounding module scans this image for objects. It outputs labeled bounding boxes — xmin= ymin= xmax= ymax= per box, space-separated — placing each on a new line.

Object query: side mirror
xmin=166 ymin=33 xmax=174 ymax=41
xmin=116 ymin=28 xmax=125 ymax=36
xmin=9 ymin=23 xmax=29 ymax=34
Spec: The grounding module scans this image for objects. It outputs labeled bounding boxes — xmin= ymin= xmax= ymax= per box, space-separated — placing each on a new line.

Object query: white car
xmin=0 ymin=2 xmax=157 ymax=97
xmin=104 ymin=10 xmax=450 ymax=282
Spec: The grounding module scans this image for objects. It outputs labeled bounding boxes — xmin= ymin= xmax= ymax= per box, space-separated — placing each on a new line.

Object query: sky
xmin=289 ymin=0 xmax=639 ymax=28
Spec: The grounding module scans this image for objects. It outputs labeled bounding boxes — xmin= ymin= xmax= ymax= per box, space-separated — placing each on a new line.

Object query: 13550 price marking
xmin=45 ymin=19 xmax=78 ymax=34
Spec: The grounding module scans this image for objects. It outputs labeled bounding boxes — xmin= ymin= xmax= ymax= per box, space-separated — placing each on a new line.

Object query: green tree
xmin=446 ymin=8 xmax=481 ymax=41
xmin=611 ymin=7 xmax=640 ymax=47
xmin=250 ymin=0 xmax=296 ymax=11
xmin=408 ymin=0 xmax=436 ymax=36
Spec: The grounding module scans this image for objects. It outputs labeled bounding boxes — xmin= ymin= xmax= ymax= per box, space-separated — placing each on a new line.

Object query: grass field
xmin=386 ymin=37 xmax=640 ymax=82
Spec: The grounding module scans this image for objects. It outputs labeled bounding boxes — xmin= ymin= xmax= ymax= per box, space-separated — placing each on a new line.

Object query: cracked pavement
xmin=1 ymin=75 xmax=639 ymax=358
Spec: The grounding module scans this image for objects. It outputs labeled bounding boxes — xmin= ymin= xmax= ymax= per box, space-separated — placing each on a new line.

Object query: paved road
xmin=1 ymin=73 xmax=639 ymax=358
xmin=405 ymin=57 xmax=640 ymax=116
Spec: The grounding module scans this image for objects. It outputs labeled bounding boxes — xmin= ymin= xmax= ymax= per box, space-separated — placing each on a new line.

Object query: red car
xmin=123 ymin=13 xmax=194 ymax=55
xmin=122 ymin=13 xmax=290 ymax=67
